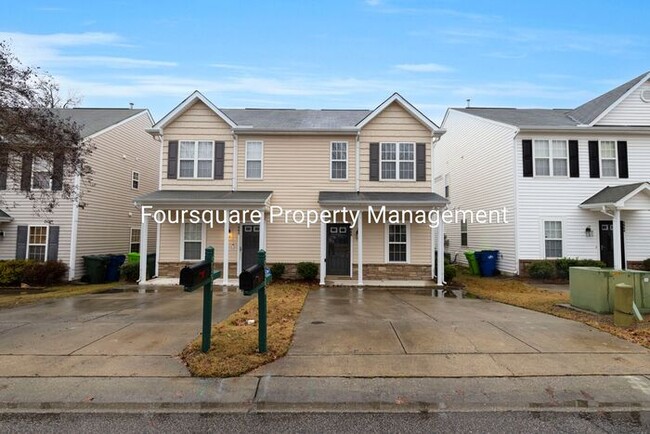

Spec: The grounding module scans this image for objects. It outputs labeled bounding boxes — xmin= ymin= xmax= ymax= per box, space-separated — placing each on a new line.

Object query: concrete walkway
xmin=251 ymin=288 xmax=650 ymax=377
xmin=0 ymin=286 xmax=249 ymax=377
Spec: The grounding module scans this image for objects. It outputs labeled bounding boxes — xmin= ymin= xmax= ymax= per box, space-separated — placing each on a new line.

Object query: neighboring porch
xmin=134 ymin=190 xmax=273 ymax=285
xmin=318 ymin=191 xmax=449 ymax=287
xmin=580 ymin=182 xmax=650 ymax=270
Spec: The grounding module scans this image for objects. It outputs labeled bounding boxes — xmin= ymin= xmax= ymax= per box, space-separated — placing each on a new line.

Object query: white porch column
xmin=139 ymin=215 xmax=149 ymax=284
xmin=357 ymin=215 xmax=363 ymax=286
xmin=155 ymin=222 xmax=161 ymax=277
xmin=320 ymin=221 xmax=326 ymax=285
xmin=223 ymin=213 xmax=230 ymax=285
xmin=430 ymin=224 xmax=436 ymax=280
xmin=259 ymin=211 xmax=266 ymax=251
xmin=613 ymin=208 xmax=623 ymax=270
xmin=437 ymin=219 xmax=445 ymax=286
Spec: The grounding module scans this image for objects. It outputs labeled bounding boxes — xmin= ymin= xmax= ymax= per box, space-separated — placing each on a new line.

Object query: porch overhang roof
xmin=318 ymin=191 xmax=448 ymax=208
xmin=579 ymin=182 xmax=650 ymax=210
xmin=0 ymin=209 xmax=12 ymax=223
xmin=135 ymin=190 xmax=273 ymax=209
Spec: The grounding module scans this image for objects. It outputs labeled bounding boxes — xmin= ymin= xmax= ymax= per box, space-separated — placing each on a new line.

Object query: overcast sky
xmin=2 ymin=0 xmax=649 ymax=124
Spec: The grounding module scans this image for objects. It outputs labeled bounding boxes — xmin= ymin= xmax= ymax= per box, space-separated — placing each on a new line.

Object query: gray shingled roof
xmin=581 ymin=182 xmax=649 ymax=206
xmin=221 ymin=109 xmax=370 ymax=131
xmin=52 ymin=108 xmax=147 ymax=137
xmin=458 ymin=108 xmax=578 ymax=128
xmin=135 ymin=190 xmax=273 ymax=206
xmin=570 ymin=72 xmax=649 ymax=125
xmin=319 ymin=191 xmax=448 ymax=206
xmin=0 ymin=209 xmax=12 ymax=222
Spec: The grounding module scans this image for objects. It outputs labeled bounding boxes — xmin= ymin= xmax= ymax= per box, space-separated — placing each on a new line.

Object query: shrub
xmin=0 ymin=260 xmax=29 ymax=286
xmin=121 ymin=262 xmax=140 ymax=282
xmin=444 ymin=264 xmax=456 ymax=283
xmin=555 ymin=257 xmax=605 ymax=279
xmin=270 ymin=263 xmax=285 ymax=279
xmin=21 ymin=261 xmax=68 ymax=286
xmin=528 ymin=261 xmax=555 ymax=280
xmin=643 ymin=258 xmax=650 ymax=271
xmin=296 ymin=262 xmax=319 ymax=281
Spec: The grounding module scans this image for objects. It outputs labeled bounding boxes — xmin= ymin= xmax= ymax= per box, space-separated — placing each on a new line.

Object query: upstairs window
xmin=179 ymin=140 xmax=214 ymax=179
xmin=600 ymin=141 xmax=617 ymax=177
xmin=32 ymin=157 xmax=52 ymax=190
xmin=246 ymin=141 xmax=263 ymax=179
xmin=444 ymin=174 xmax=450 ymax=198
xmin=330 ymin=142 xmax=348 ymax=180
xmin=534 ymin=139 xmax=567 ymax=177
xmin=132 ymin=171 xmax=140 ymax=189
xmin=380 ymin=142 xmax=414 ymax=181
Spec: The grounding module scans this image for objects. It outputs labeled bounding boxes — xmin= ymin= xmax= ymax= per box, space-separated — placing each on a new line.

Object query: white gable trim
xmin=356 ymin=93 xmax=440 ymax=133
xmin=152 ymin=90 xmax=238 ymax=130
xmin=589 ymin=72 xmax=650 ymax=126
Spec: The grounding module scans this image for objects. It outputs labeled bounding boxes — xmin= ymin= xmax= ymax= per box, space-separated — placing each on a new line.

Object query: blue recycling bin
xmin=106 ymin=254 xmax=126 ymax=282
xmin=476 ymin=250 xmax=499 ymax=277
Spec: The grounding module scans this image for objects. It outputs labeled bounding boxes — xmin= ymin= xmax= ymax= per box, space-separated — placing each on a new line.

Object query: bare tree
xmin=0 ymin=41 xmax=94 ymax=218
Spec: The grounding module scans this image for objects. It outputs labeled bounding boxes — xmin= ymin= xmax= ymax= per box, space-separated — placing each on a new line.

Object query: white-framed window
xmin=444 ymin=174 xmax=450 ymax=198
xmin=178 ymin=140 xmax=214 ymax=179
xmin=27 ymin=226 xmax=48 ymax=261
xmin=330 ymin=141 xmax=348 ymax=180
xmin=599 ymin=140 xmax=617 ymax=177
xmin=32 ymin=157 xmax=52 ymax=190
xmin=533 ymin=139 xmax=568 ymax=177
xmin=386 ymin=224 xmax=409 ymax=263
xmin=132 ymin=171 xmax=140 ymax=189
xmin=380 ymin=142 xmax=415 ymax=181
xmin=543 ymin=220 xmax=563 ymax=258
xmin=181 ymin=223 xmax=204 ymax=261
xmin=461 ymin=219 xmax=468 ymax=247
xmin=245 ymin=141 xmax=263 ymax=179
xmin=130 ymin=228 xmax=141 ymax=253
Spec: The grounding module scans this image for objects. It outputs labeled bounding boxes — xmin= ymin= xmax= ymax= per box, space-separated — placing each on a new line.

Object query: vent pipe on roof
xmin=466 ymin=99 xmax=471 ymax=108
xmin=129 ymin=103 xmax=134 ymax=109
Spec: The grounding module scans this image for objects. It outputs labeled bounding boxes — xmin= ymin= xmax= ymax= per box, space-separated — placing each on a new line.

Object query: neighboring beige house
xmin=0 ymin=108 xmax=159 ymax=280
xmin=137 ymin=92 xmax=449 ymax=286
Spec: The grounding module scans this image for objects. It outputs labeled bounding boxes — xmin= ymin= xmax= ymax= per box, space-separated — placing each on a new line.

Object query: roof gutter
xmin=232 ymin=127 xmax=360 ymax=135
xmin=518 ymin=126 xmax=650 ymax=134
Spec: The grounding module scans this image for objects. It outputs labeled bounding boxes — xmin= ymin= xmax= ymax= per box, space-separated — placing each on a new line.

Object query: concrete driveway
xmin=0 ymin=287 xmax=249 ymax=377
xmin=252 ymin=288 xmax=650 ymax=377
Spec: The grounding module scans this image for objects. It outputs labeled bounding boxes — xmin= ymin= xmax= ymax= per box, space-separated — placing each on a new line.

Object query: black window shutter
xmin=416 ymin=143 xmax=426 ymax=181
xmin=214 ymin=141 xmax=225 ymax=180
xmin=21 ymin=154 xmax=33 ymax=191
xmin=588 ymin=141 xmax=600 ymax=178
xmin=0 ymin=148 xmax=7 ymax=190
xmin=167 ymin=141 xmax=178 ymax=179
xmin=522 ymin=140 xmax=533 ymax=177
xmin=568 ymin=140 xmax=579 ymax=178
xmin=369 ymin=143 xmax=379 ymax=181
xmin=52 ymin=153 xmax=64 ymax=191
xmin=617 ymin=141 xmax=629 ymax=178
xmin=47 ymin=226 xmax=60 ymax=261
xmin=16 ymin=226 xmax=28 ymax=259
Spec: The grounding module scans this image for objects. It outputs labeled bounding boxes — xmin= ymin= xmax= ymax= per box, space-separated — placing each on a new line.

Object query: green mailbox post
xmin=179 ymin=246 xmax=221 ymax=353
xmin=239 ymin=250 xmax=272 ymax=353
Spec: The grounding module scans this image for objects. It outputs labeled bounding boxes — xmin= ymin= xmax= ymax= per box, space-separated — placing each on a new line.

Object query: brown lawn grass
xmin=181 ymin=282 xmax=311 ymax=377
xmin=458 ymin=272 xmax=650 ymax=349
xmin=0 ymin=283 xmax=120 ymax=309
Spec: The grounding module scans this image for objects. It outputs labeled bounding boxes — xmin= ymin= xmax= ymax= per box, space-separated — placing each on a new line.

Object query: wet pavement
xmin=0 ymin=286 xmax=249 ymax=377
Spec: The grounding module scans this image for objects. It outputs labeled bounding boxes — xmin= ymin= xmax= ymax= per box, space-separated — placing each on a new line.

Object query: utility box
xmin=239 ymin=264 xmax=265 ymax=296
xmin=570 ymin=267 xmax=650 ymax=314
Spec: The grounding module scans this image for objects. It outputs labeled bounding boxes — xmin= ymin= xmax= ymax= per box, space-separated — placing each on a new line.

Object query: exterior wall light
xmin=585 ymin=226 xmax=593 ymax=238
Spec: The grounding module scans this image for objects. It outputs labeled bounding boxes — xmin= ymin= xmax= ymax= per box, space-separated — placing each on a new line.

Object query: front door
xmin=599 ymin=220 xmax=625 ymax=268
xmin=241 ymin=224 xmax=260 ymax=270
xmin=326 ymin=223 xmax=351 ymax=275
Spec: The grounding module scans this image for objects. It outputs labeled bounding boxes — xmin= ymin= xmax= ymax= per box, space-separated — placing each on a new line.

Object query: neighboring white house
xmin=435 ymin=72 xmax=650 ymax=274
xmin=0 ymin=108 xmax=159 ymax=280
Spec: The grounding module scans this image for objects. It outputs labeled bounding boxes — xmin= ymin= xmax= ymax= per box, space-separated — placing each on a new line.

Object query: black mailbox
xmin=239 ymin=263 xmax=265 ymax=295
xmin=179 ymin=261 xmax=212 ymax=291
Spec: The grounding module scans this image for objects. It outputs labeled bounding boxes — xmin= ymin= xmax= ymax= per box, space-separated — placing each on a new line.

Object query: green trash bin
xmin=464 ymin=251 xmax=480 ymax=275
xmin=83 ymin=255 xmax=110 ymax=284
xmin=127 ymin=252 xmax=140 ymax=264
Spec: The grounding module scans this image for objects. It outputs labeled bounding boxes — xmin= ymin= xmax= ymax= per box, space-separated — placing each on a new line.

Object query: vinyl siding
xmin=598 ymin=80 xmax=650 ymax=126
xmin=516 ymin=133 xmax=650 ymax=263
xmin=435 ymin=110 xmax=519 ymax=273
xmin=359 ymin=102 xmax=432 ymax=191
xmin=73 ymin=112 xmax=159 ymax=278
xmin=162 ymin=100 xmax=233 ymax=190
xmin=159 ymin=221 xmax=238 ymax=264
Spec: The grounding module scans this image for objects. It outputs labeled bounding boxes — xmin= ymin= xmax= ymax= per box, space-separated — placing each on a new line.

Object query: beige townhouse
xmin=137 ymin=92 xmax=448 ymax=286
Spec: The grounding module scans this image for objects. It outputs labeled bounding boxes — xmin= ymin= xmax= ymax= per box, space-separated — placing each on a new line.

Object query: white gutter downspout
xmin=431 ymin=135 xmax=438 ymax=280
xmin=512 ymin=128 xmax=521 ymax=275
xmin=355 ymin=132 xmax=360 ymax=192
xmin=232 ymin=133 xmax=238 ymax=191
xmin=155 ymin=128 xmax=164 ymax=277
xmin=68 ymin=173 xmax=81 ymax=280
